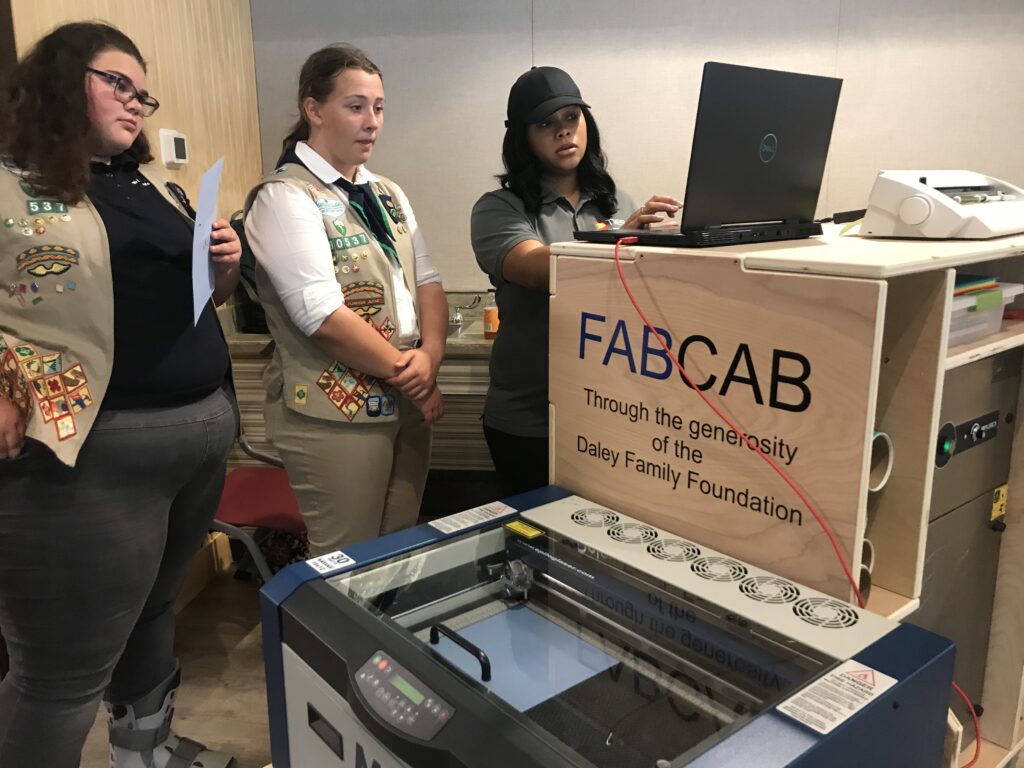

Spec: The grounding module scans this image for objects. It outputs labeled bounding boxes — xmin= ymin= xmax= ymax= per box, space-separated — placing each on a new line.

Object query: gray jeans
xmin=0 ymin=387 xmax=236 ymax=767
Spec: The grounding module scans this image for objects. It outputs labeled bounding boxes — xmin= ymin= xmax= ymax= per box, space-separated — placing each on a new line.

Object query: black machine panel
xmin=355 ymin=651 xmax=453 ymax=741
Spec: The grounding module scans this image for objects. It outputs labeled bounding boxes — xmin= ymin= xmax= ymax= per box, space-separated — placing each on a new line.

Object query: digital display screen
xmin=390 ymin=674 xmax=424 ymax=705
xmin=173 ymin=136 xmax=186 ymax=159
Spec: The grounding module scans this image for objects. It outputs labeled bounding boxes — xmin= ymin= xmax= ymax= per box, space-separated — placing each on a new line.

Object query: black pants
xmin=483 ymin=423 xmax=548 ymax=498
xmin=0 ymin=387 xmax=236 ymax=767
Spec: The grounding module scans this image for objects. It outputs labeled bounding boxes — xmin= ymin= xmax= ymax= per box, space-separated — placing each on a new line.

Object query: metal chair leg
xmin=211 ymin=520 xmax=274 ymax=584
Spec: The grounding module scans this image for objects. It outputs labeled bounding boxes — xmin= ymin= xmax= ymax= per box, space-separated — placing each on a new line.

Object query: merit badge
xmin=341 ymin=280 xmax=385 ymax=317
xmin=20 ymin=357 xmax=42 ymax=379
xmin=17 ymin=245 xmax=80 ymax=277
xmin=317 ymin=360 xmax=378 ymax=420
xmin=3 ymin=218 xmax=13 ymax=228
xmin=60 ymin=364 xmax=85 ymax=390
xmin=55 ymin=413 xmax=77 ymax=440
xmin=69 ymin=386 xmax=93 ymax=413
xmin=377 ymin=317 xmax=396 ymax=341
xmin=333 ymin=218 xmax=347 ymax=236
xmin=293 ymin=384 xmax=309 ymax=406
xmin=42 ymin=353 xmax=61 ymax=375
xmin=366 ymin=396 xmax=381 ymax=417
xmin=380 ymin=395 xmax=395 ymax=416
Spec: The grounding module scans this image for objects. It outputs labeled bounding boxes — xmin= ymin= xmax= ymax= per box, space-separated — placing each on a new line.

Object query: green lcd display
xmin=390 ymin=674 xmax=425 ymax=705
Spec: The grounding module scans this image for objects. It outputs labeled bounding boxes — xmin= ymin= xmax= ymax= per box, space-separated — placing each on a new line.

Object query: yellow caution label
xmin=505 ymin=520 xmax=545 ymax=539
xmin=991 ymin=484 xmax=1008 ymax=521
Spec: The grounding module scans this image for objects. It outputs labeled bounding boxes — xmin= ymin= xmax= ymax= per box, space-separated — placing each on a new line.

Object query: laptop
xmin=575 ymin=62 xmax=842 ymax=247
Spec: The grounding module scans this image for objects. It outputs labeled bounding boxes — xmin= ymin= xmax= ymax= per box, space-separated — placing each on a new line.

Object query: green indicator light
xmin=373 ymin=655 xmax=382 ymax=664
xmin=943 ymin=439 xmax=952 ymax=453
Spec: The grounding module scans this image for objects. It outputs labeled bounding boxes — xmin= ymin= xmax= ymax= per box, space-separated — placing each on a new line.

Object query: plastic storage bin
xmin=948 ymin=282 xmax=1024 ymax=348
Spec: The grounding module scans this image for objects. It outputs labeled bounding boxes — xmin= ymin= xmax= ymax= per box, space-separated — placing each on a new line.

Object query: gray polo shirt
xmin=471 ymin=182 xmax=635 ymax=438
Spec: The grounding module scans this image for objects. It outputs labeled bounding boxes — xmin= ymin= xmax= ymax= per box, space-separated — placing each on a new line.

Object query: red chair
xmin=213 ymin=431 xmax=304 ymax=583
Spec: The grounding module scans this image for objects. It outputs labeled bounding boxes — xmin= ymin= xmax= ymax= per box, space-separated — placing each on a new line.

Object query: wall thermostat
xmin=158 ymin=128 xmax=189 ymax=168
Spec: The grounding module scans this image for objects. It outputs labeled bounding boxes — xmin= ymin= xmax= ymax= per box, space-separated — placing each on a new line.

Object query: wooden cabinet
xmin=549 ymin=232 xmax=1024 ymax=766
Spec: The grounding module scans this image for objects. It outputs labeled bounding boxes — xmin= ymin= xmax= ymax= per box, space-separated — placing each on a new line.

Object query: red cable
xmin=612 ymin=236 xmax=982 ymax=765
xmin=953 ymin=682 xmax=982 ymax=767
xmin=611 ymin=237 xmax=864 ymax=607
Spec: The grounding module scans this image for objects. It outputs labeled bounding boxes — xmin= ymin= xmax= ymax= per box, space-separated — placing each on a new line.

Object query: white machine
xmin=861 ymin=170 xmax=1024 ymax=239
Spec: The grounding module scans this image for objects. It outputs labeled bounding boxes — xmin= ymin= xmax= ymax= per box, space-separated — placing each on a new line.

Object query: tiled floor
xmin=80 ymin=573 xmax=272 ymax=768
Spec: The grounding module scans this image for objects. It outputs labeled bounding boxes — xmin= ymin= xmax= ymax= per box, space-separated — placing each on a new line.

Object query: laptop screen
xmin=680 ymin=62 xmax=842 ymax=231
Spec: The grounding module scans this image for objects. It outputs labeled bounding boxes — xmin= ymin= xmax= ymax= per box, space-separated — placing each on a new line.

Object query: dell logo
xmin=759 ymin=133 xmax=778 ymax=163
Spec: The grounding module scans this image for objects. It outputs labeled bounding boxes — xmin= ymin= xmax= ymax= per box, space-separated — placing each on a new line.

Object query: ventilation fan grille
xmin=691 ymin=556 xmax=748 ymax=582
xmin=571 ymin=508 xmax=620 ymax=527
xmin=607 ymin=522 xmax=659 ymax=544
xmin=792 ymin=597 xmax=859 ymax=629
xmin=647 ymin=539 xmax=702 ymax=562
xmin=739 ymin=575 xmax=801 ymax=604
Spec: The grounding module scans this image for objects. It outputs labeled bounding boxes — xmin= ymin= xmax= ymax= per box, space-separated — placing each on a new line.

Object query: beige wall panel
xmin=550 ymin=249 xmax=884 ymax=599
xmin=11 ymin=0 xmax=262 ymax=213
xmin=249 ymin=1 xmax=1024 ymax=290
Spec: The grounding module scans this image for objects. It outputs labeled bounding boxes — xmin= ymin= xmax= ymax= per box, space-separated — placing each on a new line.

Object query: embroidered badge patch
xmin=0 ymin=339 xmax=32 ymax=419
xmin=333 ymin=218 xmax=347 ymax=236
xmin=293 ymin=384 xmax=308 ymax=406
xmin=3 ymin=345 xmax=93 ymax=440
xmin=341 ymin=280 xmax=386 ymax=317
xmin=17 ymin=245 xmax=80 ymax=277
xmin=314 ymin=313 xmax=400 ymax=420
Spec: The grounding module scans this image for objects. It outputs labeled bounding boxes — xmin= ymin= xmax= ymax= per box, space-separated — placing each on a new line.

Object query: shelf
xmin=946 ymin=318 xmax=1024 ymax=370
xmin=863 ymin=585 xmax=918 ymax=621
xmin=959 ymin=736 xmax=1024 ymax=768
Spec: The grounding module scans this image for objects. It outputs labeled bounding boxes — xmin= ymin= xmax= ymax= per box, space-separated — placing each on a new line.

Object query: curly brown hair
xmin=0 ymin=21 xmax=153 ymax=205
xmin=276 ymin=44 xmax=381 ymax=167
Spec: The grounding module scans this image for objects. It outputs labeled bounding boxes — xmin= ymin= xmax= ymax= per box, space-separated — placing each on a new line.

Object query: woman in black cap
xmin=471 ymin=66 xmax=681 ymax=497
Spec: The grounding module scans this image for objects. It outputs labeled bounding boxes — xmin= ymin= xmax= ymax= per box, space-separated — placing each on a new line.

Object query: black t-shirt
xmin=89 ymin=153 xmax=229 ymax=409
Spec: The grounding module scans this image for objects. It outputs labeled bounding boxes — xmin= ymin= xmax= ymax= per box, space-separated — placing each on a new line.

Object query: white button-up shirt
xmin=245 ymin=142 xmax=440 ymax=342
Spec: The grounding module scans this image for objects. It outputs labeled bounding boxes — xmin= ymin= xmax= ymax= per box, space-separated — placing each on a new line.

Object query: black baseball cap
xmin=505 ymin=66 xmax=590 ymax=127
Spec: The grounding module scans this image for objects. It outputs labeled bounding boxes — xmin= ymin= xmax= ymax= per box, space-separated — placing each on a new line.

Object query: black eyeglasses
xmin=86 ymin=67 xmax=160 ymax=117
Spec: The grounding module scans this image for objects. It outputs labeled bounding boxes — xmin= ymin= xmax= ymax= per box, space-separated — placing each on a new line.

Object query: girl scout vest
xmin=0 ymin=161 xmax=193 ymax=467
xmin=245 ymin=163 xmax=419 ymax=424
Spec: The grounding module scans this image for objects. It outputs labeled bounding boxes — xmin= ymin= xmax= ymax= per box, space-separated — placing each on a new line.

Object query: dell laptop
xmin=575 ymin=61 xmax=842 ymax=247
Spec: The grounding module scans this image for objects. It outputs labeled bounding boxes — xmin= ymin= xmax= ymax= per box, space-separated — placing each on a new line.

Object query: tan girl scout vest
xmin=245 ymin=164 xmax=419 ymax=424
xmin=0 ymin=161 xmax=194 ymax=467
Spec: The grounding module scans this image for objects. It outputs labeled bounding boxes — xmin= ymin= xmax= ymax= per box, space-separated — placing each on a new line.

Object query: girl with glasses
xmin=0 ymin=21 xmax=240 ymax=768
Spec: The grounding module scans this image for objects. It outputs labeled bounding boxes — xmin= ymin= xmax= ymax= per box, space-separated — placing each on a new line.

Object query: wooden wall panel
xmin=10 ymin=0 xmax=261 ymax=213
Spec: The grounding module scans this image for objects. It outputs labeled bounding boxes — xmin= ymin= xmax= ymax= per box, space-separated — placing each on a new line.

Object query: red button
xmin=378 ymin=660 xmax=388 ymax=670
xmin=439 ymin=710 xmax=448 ymax=720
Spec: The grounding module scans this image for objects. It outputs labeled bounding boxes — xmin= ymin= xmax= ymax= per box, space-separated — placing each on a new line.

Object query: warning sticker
xmin=777 ymin=659 xmax=897 ymax=735
xmin=991 ymin=484 xmax=1008 ymax=521
xmin=428 ymin=502 xmax=516 ymax=534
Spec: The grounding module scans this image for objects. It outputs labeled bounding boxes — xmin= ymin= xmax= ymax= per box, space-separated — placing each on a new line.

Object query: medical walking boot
xmin=106 ymin=665 xmax=236 ymax=768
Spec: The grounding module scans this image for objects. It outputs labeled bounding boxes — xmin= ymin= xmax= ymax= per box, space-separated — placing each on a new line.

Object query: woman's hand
xmin=0 ymin=396 xmax=28 ymax=460
xmin=210 ymin=218 xmax=242 ymax=304
xmin=620 ymin=195 xmax=683 ymax=230
xmin=386 ymin=348 xmax=437 ymax=402
xmin=413 ymin=385 xmax=444 ymax=425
